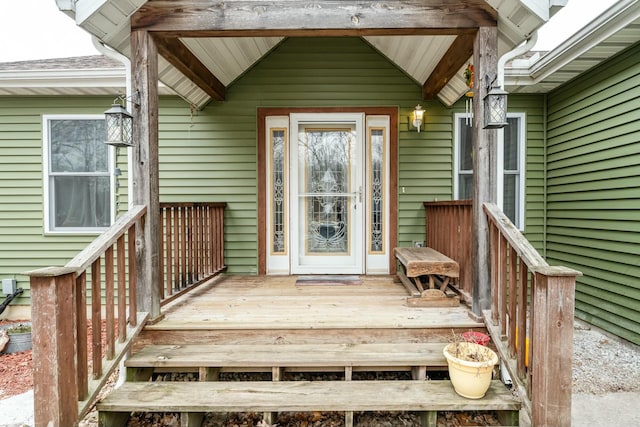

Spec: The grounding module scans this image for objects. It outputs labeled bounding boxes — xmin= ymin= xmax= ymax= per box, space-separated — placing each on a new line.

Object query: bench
xmin=97 ymin=380 xmax=521 ymax=427
xmin=394 ymin=247 xmax=460 ymax=307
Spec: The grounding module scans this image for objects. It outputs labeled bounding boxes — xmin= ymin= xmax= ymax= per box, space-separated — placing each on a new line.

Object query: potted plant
xmin=443 ymin=333 xmax=499 ymax=399
xmin=0 ymin=322 xmax=32 ymax=354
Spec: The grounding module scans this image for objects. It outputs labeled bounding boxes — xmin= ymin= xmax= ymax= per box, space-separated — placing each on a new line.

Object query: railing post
xmin=28 ymin=267 xmax=79 ymax=427
xmin=531 ymin=267 xmax=580 ymax=427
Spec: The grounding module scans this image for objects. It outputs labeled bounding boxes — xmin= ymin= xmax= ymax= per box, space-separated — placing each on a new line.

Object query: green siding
xmin=546 ymin=41 xmax=640 ymax=345
xmin=0 ymin=96 xmax=124 ymax=304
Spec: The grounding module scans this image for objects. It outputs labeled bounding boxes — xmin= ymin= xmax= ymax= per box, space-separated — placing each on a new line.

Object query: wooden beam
xmin=131 ymin=30 xmax=162 ymax=319
xmin=422 ymin=34 xmax=475 ymax=100
xmin=154 ymin=35 xmax=225 ymax=101
xmin=132 ymin=0 xmax=497 ymax=33
xmin=471 ymin=26 xmax=499 ymax=317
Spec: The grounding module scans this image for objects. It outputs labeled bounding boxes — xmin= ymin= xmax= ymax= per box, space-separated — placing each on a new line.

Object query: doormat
xmin=295 ymin=275 xmax=361 ymax=286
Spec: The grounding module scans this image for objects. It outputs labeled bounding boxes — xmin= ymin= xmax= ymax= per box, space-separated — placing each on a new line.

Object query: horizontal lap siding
xmin=0 ymin=96 xmax=124 ymax=303
xmin=546 ymin=42 xmax=640 ymax=344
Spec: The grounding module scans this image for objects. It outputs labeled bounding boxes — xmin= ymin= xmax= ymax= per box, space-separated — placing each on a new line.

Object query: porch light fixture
xmin=483 ymin=76 xmax=508 ymax=129
xmin=104 ymin=92 xmax=139 ymax=147
xmin=412 ymin=104 xmax=425 ymax=132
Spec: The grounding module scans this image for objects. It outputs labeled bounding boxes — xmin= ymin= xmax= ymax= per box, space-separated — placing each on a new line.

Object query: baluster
xmin=105 ymin=246 xmax=115 ymax=360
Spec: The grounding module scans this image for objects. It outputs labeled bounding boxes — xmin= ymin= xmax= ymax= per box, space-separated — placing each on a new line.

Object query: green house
xmin=1 ymin=1 xmax=639 ymax=426
xmin=1 ymin=0 xmax=637 ymax=345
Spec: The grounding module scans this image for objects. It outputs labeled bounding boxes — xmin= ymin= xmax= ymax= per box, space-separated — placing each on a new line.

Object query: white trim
xmin=265 ymin=116 xmax=290 ymax=275
xmin=42 ymin=114 xmax=114 ymax=235
xmin=365 ymin=115 xmax=391 ymax=274
xmin=289 ymin=112 xmax=365 ymax=275
xmin=496 ymin=113 xmax=526 ymax=230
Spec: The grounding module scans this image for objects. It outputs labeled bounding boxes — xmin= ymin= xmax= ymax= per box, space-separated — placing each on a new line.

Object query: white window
xmin=454 ymin=113 xmax=526 ymax=229
xmin=43 ymin=115 xmax=114 ymax=234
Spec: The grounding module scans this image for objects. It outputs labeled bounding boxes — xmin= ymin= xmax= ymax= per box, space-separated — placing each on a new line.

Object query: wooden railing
xmin=423 ymin=200 xmax=473 ymax=301
xmin=26 ymin=202 xmax=227 ymax=426
xmin=27 ymin=205 xmax=149 ymax=427
xmin=483 ymin=203 xmax=581 ymax=427
xmin=159 ymin=202 xmax=227 ymax=305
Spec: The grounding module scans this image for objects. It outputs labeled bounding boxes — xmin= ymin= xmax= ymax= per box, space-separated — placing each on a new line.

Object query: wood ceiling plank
xmin=132 ymin=0 xmax=498 ymax=33
xmin=153 ymin=35 xmax=226 ymax=101
xmin=422 ymin=34 xmax=475 ymax=100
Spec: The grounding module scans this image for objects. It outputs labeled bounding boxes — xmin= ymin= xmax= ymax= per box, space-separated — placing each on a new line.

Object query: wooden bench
xmin=97 ymin=380 xmax=521 ymax=427
xmin=394 ymin=247 xmax=460 ymax=307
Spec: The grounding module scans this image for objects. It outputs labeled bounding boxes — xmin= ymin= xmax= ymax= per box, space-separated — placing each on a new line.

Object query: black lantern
xmin=483 ymin=84 xmax=508 ymax=129
xmin=104 ymin=102 xmax=133 ymax=147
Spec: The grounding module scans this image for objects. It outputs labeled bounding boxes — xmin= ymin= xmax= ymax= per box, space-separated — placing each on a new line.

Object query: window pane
xmin=50 ymin=119 xmax=107 ymax=172
xmin=370 ymin=128 xmax=384 ymax=253
xmin=503 ymin=174 xmax=518 ymax=226
xmin=53 ymin=176 xmax=111 ymax=228
xmin=459 ymin=174 xmax=473 ymax=199
xmin=271 ymin=129 xmax=286 ymax=254
xmin=459 ymin=119 xmax=473 ymax=171
xmin=504 ymin=117 xmax=519 ymax=171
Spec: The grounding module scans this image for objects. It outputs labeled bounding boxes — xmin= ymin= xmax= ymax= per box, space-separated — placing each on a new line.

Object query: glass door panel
xmin=290 ymin=114 xmax=364 ymax=274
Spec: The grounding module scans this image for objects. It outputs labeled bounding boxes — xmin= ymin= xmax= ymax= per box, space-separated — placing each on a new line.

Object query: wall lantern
xmin=483 ymin=78 xmax=509 ymax=129
xmin=412 ymin=104 xmax=425 ymax=132
xmin=104 ymin=102 xmax=133 ymax=147
xmin=104 ymin=92 xmax=139 ymax=147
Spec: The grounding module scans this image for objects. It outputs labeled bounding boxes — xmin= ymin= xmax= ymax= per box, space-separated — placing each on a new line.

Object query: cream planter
xmin=443 ymin=342 xmax=499 ymax=399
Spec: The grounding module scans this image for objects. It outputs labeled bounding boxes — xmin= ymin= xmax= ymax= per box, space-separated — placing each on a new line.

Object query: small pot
xmin=443 ymin=342 xmax=498 ymax=399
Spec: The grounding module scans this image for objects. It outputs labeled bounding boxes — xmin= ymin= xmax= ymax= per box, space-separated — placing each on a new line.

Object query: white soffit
xmin=364 ymin=36 xmax=457 ymax=85
xmin=181 ymin=37 xmax=285 ymax=86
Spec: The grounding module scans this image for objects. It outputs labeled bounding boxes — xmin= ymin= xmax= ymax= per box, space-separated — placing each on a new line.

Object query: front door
xmin=290 ymin=113 xmax=364 ymax=274
xmin=263 ymin=110 xmax=391 ymax=275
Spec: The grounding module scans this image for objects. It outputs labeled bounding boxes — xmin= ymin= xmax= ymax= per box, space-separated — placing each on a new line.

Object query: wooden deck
xmin=138 ymin=275 xmax=483 ymax=347
xmin=102 ymin=275 xmax=518 ymax=427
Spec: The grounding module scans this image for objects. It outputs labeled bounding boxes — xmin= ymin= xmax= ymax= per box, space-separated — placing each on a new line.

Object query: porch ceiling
xmin=65 ymin=0 xmax=564 ymax=108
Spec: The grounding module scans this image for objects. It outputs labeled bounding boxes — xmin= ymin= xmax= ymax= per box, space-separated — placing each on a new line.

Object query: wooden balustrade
xmin=27 ymin=205 xmax=149 ymax=427
xmin=483 ymin=203 xmax=581 ymax=427
xmin=423 ymin=200 xmax=473 ymax=301
xmin=159 ymin=202 xmax=227 ymax=305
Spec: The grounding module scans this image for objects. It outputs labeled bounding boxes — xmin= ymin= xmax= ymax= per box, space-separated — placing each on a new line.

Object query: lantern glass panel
xmin=483 ymin=90 xmax=508 ymax=129
xmin=105 ymin=104 xmax=133 ymax=147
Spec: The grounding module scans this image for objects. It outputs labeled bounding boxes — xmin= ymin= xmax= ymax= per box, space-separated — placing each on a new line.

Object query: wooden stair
xmin=97 ymin=343 xmax=521 ymax=427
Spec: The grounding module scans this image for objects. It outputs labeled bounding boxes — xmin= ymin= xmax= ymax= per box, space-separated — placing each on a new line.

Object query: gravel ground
xmin=571 ymin=320 xmax=640 ymax=394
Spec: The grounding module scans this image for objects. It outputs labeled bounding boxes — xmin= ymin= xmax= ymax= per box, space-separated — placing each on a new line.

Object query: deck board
xmin=152 ymin=275 xmax=481 ymax=331
xmin=126 ymin=343 xmax=448 ymax=368
xmin=97 ymin=380 xmax=520 ymax=413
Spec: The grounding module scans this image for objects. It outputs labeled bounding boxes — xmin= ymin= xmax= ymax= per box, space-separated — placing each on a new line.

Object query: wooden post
xmin=471 ymin=26 xmax=499 ymax=317
xmin=531 ymin=267 xmax=579 ymax=427
xmin=29 ymin=267 xmax=79 ymax=427
xmin=131 ymin=29 xmax=161 ymax=319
